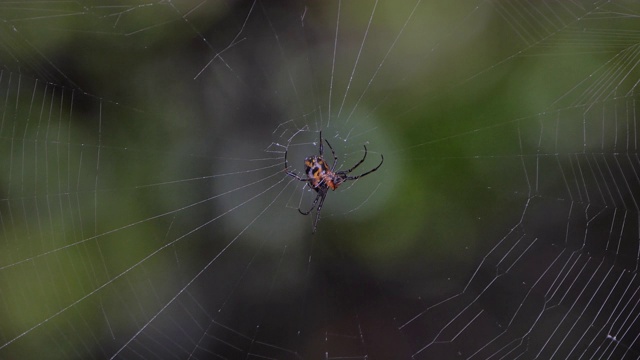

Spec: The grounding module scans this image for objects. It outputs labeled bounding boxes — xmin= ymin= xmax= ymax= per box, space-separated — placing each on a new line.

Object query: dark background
xmin=1 ymin=1 xmax=640 ymax=359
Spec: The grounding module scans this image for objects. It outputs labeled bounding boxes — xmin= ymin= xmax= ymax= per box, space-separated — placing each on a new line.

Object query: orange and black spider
xmin=284 ymin=131 xmax=384 ymax=233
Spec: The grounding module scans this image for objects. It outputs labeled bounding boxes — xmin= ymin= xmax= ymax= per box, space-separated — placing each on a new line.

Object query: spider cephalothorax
xmin=284 ymin=131 xmax=383 ymax=233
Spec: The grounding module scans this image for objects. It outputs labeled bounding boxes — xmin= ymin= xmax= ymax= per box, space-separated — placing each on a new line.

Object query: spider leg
xmin=344 ymin=153 xmax=384 ymax=180
xmin=318 ymin=131 xmax=324 ymax=156
xmin=287 ymin=171 xmax=308 ymax=181
xmin=299 ymin=190 xmax=323 ymax=215
xmin=284 ymin=147 xmax=291 ymax=170
xmin=284 ymin=147 xmax=308 ymax=181
xmin=342 ymin=145 xmax=368 ymax=174
xmin=311 ymin=190 xmax=327 ymax=233
xmin=324 ymin=138 xmax=338 ymax=171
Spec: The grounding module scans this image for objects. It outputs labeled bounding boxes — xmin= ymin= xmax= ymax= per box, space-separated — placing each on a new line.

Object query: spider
xmin=284 ymin=131 xmax=384 ymax=233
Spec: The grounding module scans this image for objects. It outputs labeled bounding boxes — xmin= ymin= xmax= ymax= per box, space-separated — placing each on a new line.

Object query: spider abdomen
xmin=304 ymin=156 xmax=342 ymax=191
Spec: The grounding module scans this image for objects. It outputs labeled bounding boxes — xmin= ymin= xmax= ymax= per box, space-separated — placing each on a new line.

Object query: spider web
xmin=1 ymin=0 xmax=640 ymax=359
